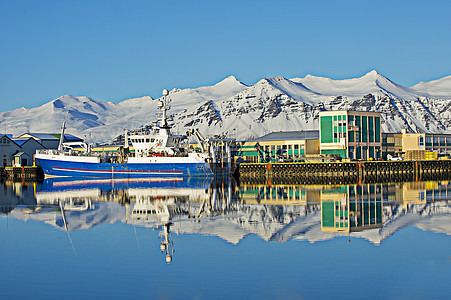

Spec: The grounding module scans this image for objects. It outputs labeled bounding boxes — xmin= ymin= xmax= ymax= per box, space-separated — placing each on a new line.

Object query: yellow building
xmin=382 ymin=130 xmax=451 ymax=160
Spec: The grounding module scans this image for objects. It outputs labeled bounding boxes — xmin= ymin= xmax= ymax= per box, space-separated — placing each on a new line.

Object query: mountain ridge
xmin=1 ymin=71 xmax=450 ymax=143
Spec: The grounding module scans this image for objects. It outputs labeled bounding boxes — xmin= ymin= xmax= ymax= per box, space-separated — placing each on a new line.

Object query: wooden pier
xmin=0 ymin=166 xmax=44 ymax=180
xmin=237 ymin=160 xmax=451 ymax=184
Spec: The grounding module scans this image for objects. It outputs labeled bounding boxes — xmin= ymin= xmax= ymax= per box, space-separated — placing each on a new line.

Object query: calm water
xmin=1 ymin=177 xmax=451 ymax=299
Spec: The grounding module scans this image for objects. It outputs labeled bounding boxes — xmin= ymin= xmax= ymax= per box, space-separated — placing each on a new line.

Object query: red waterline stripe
xmin=52 ymin=167 xmax=184 ymax=174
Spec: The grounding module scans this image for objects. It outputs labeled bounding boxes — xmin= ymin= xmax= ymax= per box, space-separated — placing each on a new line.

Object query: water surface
xmin=1 ymin=177 xmax=450 ymax=299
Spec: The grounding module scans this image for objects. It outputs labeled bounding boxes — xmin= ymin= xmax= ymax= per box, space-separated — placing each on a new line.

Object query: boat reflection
xmin=1 ymin=178 xmax=451 ymax=260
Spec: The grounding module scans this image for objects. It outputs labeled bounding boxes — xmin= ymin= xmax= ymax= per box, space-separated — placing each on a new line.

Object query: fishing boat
xmin=35 ymin=89 xmax=213 ymax=178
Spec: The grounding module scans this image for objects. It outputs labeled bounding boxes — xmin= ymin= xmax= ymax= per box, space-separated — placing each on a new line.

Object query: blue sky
xmin=1 ymin=0 xmax=450 ymax=111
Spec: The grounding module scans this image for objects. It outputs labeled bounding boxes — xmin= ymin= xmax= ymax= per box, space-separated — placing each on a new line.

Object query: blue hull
xmin=37 ymin=158 xmax=213 ymax=178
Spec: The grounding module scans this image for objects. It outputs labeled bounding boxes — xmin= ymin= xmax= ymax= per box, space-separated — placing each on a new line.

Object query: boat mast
xmin=158 ymin=89 xmax=171 ymax=136
xmin=124 ymin=128 xmax=129 ymax=148
xmin=58 ymin=119 xmax=66 ymax=152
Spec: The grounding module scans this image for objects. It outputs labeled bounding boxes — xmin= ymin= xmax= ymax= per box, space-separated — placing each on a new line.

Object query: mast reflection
xmin=157 ymin=223 xmax=174 ymax=263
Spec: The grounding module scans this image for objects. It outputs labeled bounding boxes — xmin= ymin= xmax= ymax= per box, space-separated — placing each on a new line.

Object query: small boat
xmin=35 ymin=90 xmax=213 ymax=178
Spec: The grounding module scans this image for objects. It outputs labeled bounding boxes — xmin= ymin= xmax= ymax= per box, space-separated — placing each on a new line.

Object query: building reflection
xmin=1 ymin=178 xmax=450 ymax=257
xmin=237 ymin=180 xmax=451 ymax=238
xmin=320 ymin=185 xmax=383 ymax=233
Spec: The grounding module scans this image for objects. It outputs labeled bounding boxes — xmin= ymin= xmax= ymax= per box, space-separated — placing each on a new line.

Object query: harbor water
xmin=1 ymin=176 xmax=450 ymax=299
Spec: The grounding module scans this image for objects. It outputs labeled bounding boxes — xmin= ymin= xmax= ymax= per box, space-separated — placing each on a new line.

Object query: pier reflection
xmin=1 ymin=177 xmax=451 ymax=259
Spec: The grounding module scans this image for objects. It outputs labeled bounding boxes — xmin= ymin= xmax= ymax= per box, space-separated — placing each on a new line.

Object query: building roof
xmin=13 ymin=152 xmax=28 ymax=157
xmin=93 ymin=144 xmax=124 ymax=148
xmin=12 ymin=139 xmax=29 ymax=146
xmin=18 ymin=133 xmax=83 ymax=141
xmin=18 ymin=133 xmax=57 ymax=140
xmin=319 ymin=109 xmax=381 ymax=115
xmin=254 ymin=130 xmax=319 ymax=142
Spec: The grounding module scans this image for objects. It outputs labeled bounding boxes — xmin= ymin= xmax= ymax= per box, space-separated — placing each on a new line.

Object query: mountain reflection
xmin=1 ymin=178 xmax=451 ymax=249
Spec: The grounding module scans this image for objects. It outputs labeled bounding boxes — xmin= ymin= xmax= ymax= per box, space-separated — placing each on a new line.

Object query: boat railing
xmin=36 ymin=149 xmax=99 ymax=157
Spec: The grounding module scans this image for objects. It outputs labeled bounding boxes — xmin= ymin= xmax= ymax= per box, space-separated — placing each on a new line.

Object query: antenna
xmin=159 ymin=89 xmax=171 ymax=129
xmin=124 ymin=129 xmax=129 ymax=148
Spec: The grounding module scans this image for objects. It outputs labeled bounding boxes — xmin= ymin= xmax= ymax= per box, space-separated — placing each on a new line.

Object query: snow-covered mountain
xmin=1 ymin=71 xmax=450 ymax=143
xmin=173 ymin=70 xmax=451 ymax=139
xmin=411 ymin=75 xmax=451 ymax=99
xmin=291 ymin=70 xmax=429 ymax=100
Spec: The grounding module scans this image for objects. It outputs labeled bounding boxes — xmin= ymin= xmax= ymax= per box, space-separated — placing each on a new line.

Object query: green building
xmin=234 ymin=131 xmax=320 ymax=163
xmin=319 ymin=110 xmax=382 ymax=160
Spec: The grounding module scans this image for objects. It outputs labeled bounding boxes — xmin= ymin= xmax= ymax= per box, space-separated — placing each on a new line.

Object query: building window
xmin=368 ymin=116 xmax=374 ymax=143
xmin=362 ymin=116 xmax=368 ymax=143
xmin=320 ymin=116 xmax=334 ymax=144
xmin=349 ymin=146 xmax=355 ymax=159
xmin=419 ymin=136 xmax=424 ymax=146
xmin=348 ymin=115 xmax=354 ymax=126
xmin=375 ymin=117 xmax=381 ymax=143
